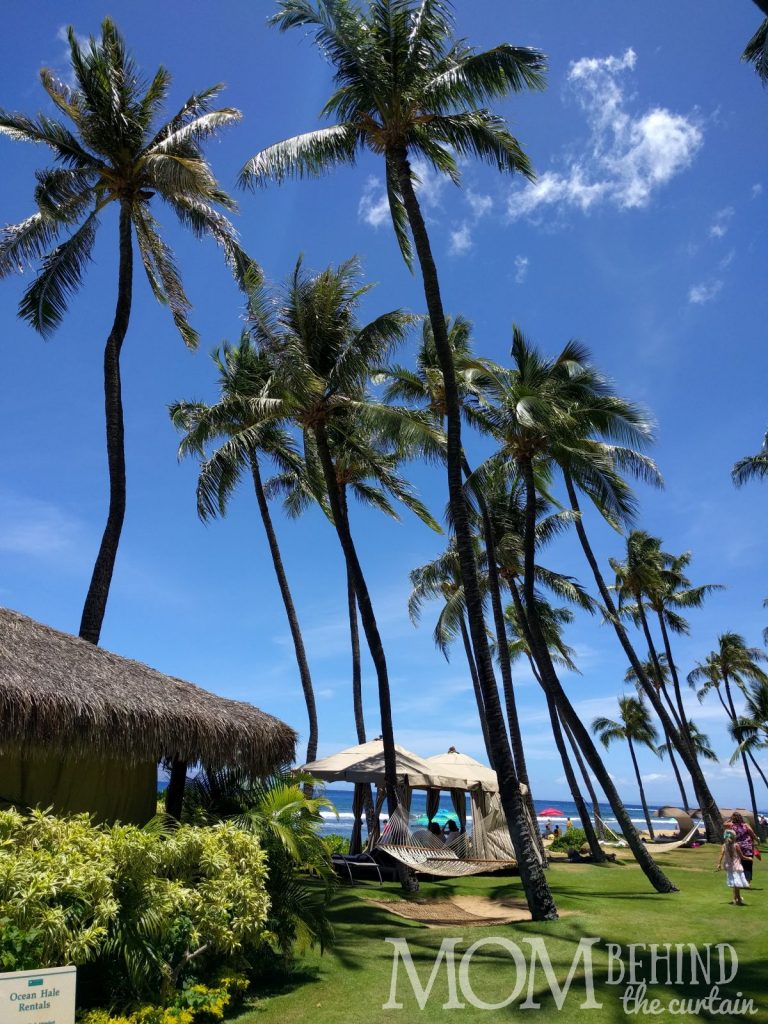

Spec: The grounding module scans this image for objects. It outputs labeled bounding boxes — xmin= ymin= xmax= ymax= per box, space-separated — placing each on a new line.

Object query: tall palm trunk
xmin=627 ymin=736 xmax=655 ymax=838
xmin=79 ymin=201 xmax=133 ymax=645
xmin=341 ymin=488 xmax=376 ymax=837
xmin=459 ymin=614 xmax=494 ymax=767
xmin=467 ymin=461 xmax=546 ymax=859
xmin=542 ymin=686 xmax=604 ymax=859
xmin=664 ymin=726 xmax=690 ymax=811
xmin=561 ymin=715 xmax=605 ymax=839
xmin=563 ymin=473 xmax=723 ymax=843
xmin=723 ymin=674 xmax=761 ymax=826
xmin=340 ymin=487 xmax=366 ymax=746
xmin=657 ymin=614 xmax=691 ymax=730
xmin=314 ymin=422 xmax=398 ymax=814
xmin=250 ymin=456 xmax=318 ymax=766
xmin=393 ymin=148 xmax=557 ymax=919
xmin=519 ymin=461 xmax=677 ymax=892
xmin=638 ymin=604 xmax=685 ymax=732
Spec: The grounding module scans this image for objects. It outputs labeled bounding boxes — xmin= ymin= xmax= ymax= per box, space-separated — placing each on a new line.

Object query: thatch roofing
xmin=0 ymin=607 xmax=296 ymax=772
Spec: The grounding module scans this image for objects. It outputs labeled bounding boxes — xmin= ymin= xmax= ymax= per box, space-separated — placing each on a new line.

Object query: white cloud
xmin=641 ymin=772 xmax=669 ymax=783
xmin=0 ymin=493 xmax=80 ymax=558
xmin=507 ymin=48 xmax=702 ymax=221
xmin=358 ymin=176 xmax=390 ymax=228
xmin=448 ymin=222 xmax=473 ymax=256
xmin=709 ymin=206 xmax=734 ymax=238
xmin=719 ymin=249 xmax=735 ymax=270
xmin=465 ymin=190 xmax=493 ymax=218
xmin=513 ymin=255 xmax=529 ymax=284
xmin=358 ymin=158 xmax=449 ymax=232
xmin=688 ymin=279 xmax=722 ymax=304
xmin=752 ymin=183 xmax=763 ymax=198
xmin=411 ymin=158 xmax=449 ymax=209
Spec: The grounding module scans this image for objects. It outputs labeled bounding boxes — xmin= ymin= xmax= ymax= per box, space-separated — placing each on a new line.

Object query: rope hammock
xmin=593 ymin=815 xmax=704 ymax=851
xmin=647 ymin=820 xmax=704 ymax=852
xmin=374 ymin=806 xmax=518 ymax=878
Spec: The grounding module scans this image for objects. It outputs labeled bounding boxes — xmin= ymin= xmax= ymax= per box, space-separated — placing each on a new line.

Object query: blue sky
xmin=1 ymin=1 xmax=766 ymax=808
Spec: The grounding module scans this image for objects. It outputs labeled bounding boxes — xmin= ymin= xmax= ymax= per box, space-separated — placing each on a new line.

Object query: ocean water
xmin=316 ymin=785 xmax=683 ymax=838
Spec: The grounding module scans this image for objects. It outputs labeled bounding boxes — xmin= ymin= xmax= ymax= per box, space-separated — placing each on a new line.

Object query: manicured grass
xmin=235 ymin=847 xmax=767 ymax=1022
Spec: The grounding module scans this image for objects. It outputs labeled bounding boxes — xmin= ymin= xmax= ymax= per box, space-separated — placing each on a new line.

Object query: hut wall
xmin=0 ymin=752 xmax=157 ymax=824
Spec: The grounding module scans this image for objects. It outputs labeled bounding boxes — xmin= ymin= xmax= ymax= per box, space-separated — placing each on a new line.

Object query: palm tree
xmin=480 ymin=328 xmax=677 ymax=891
xmin=659 ymin=719 xmax=718 ymax=765
xmin=241 ymin=0 xmax=556 ymax=919
xmin=732 ymin=431 xmax=768 ymax=486
xmin=170 ymin=336 xmax=319 ymax=767
xmin=384 ymin=320 xmax=542 ymax=818
xmin=644 ymin=549 xmax=723 ymax=751
xmin=242 ymin=256 xmax=429 ymax=816
xmin=730 ymin=678 xmax=768 ymax=771
xmin=689 ymin=634 xmax=768 ymax=821
xmin=271 ymin=411 xmax=441 ymax=747
xmin=742 ymin=18 xmax=768 ymax=84
xmin=593 ymin=696 xmax=660 ymax=839
xmin=408 ymin=541 xmax=494 ymax=766
xmin=506 ymin=599 xmax=605 ymax=860
xmin=625 ymin=654 xmax=690 ymax=811
xmin=0 ymin=20 xmax=253 ymax=644
xmin=491 ymin=333 xmax=726 ymax=844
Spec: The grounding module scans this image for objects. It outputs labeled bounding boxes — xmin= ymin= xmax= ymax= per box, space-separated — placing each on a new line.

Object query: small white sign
xmin=0 ymin=966 xmax=76 ymax=1024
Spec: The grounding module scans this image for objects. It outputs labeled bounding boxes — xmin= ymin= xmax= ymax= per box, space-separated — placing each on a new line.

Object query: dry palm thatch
xmin=0 ymin=608 xmax=296 ymax=772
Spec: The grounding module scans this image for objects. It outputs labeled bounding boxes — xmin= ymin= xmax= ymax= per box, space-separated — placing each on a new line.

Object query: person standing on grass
xmin=728 ymin=812 xmax=758 ymax=884
xmin=717 ymin=829 xmax=750 ymax=905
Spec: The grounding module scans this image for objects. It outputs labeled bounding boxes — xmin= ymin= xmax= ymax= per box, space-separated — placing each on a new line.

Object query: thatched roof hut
xmin=0 ymin=608 xmax=296 ymax=822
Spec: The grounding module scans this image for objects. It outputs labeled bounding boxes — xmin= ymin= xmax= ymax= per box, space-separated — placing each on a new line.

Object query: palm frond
xmin=18 ymin=211 xmax=99 ymax=335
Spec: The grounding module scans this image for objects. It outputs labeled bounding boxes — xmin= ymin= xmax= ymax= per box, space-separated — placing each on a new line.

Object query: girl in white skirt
xmin=717 ymin=828 xmax=750 ymax=905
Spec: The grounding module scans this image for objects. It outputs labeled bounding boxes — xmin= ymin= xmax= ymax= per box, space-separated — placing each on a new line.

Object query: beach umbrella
xmin=539 ymin=807 xmax=565 ymax=817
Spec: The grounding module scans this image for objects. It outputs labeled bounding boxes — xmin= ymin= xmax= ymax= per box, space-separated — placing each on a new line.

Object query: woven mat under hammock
xmin=366 ymin=894 xmax=534 ymax=926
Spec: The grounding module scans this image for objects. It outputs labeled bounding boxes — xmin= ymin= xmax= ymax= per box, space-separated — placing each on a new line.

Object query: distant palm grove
xmin=1 ymin=0 xmax=767 ymax=935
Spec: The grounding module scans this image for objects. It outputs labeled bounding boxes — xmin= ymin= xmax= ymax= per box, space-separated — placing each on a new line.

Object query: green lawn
xmin=236 ymin=848 xmax=767 ymax=1022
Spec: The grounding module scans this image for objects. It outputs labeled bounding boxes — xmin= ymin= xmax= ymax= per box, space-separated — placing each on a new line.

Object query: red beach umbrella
xmin=539 ymin=807 xmax=565 ymax=817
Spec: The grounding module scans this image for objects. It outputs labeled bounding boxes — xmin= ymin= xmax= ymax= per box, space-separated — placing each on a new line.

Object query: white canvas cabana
xmin=302 ymin=739 xmax=442 ymax=853
xmin=302 ymin=738 xmax=439 ymax=789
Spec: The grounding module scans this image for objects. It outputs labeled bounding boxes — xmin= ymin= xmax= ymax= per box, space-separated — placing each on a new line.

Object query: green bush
xmin=549 ymin=826 xmax=587 ymax=852
xmin=322 ymin=833 xmax=350 ymax=855
xmin=79 ymin=975 xmax=249 ymax=1024
xmin=0 ymin=809 xmax=269 ymax=1006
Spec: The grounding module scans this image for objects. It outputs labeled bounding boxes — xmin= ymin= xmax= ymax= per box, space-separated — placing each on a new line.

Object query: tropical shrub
xmin=185 ymin=768 xmax=336 ymax=962
xmin=323 ymin=833 xmax=350 ymax=855
xmin=0 ymin=809 xmax=269 ymax=1005
xmin=549 ymin=827 xmax=588 ymax=852
xmin=79 ymin=975 xmax=249 ymax=1024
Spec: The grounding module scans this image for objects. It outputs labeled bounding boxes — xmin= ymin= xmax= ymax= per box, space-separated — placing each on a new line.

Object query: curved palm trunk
xmin=340 ymin=488 xmax=366 ymax=746
xmin=79 ymin=201 xmax=133 ymax=645
xmin=393 ymin=148 xmax=556 ymax=919
xmin=519 ymin=461 xmax=676 ymax=892
xmin=250 ymin=456 xmax=318 ymax=766
xmin=468 ymin=461 xmax=546 ymax=860
xmin=663 ymin=726 xmax=690 ymax=811
xmin=627 ymin=737 xmax=655 ymax=839
xmin=348 ymin=567 xmax=365 ymax=742
xmin=542 ymin=685 xmax=604 ymax=859
xmin=563 ymin=473 xmax=723 ymax=843
xmin=459 ymin=614 xmax=494 ymax=767
xmin=723 ymin=674 xmax=760 ymax=827
xmin=638 ymin=605 xmax=685 ymax=732
xmin=314 ymin=423 xmax=399 ymax=814
xmin=561 ymin=715 xmax=605 ymax=839
xmin=342 ymin=489 xmax=376 ymax=838
xmin=657 ymin=614 xmax=693 ymax=734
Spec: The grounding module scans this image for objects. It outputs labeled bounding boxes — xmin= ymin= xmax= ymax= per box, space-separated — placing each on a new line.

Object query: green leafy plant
xmin=185 ymin=767 xmax=337 ymax=960
xmin=0 ymin=809 xmax=269 ymax=1006
xmin=549 ymin=827 xmax=587 ymax=853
